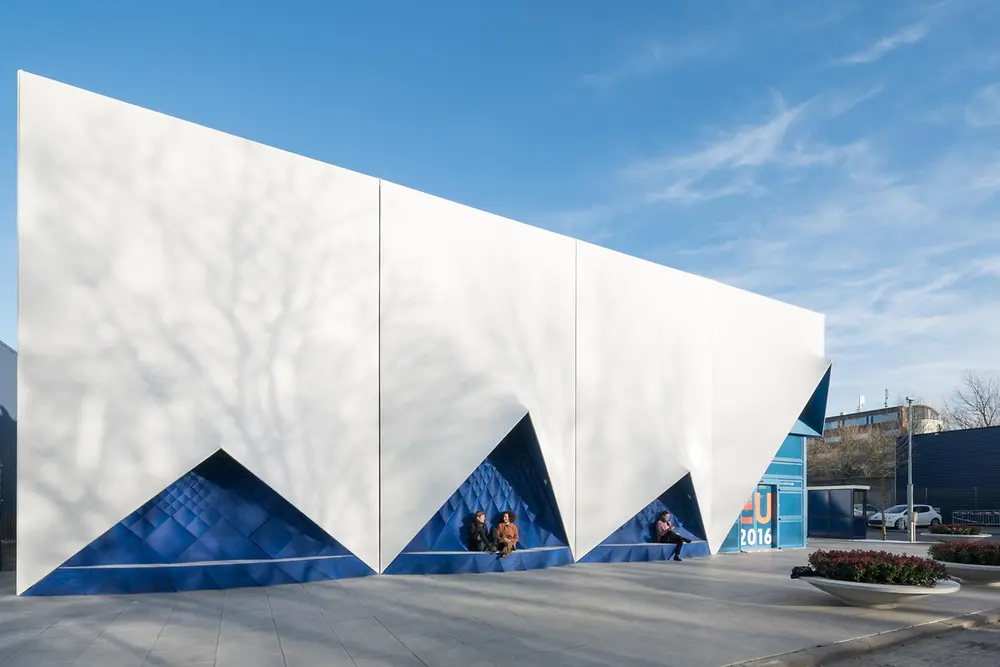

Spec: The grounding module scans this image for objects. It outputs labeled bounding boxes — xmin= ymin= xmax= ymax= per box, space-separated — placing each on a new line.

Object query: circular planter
xmin=936 ymin=561 xmax=1000 ymax=586
xmin=803 ymin=577 xmax=960 ymax=609
xmin=922 ymin=532 xmax=992 ymax=543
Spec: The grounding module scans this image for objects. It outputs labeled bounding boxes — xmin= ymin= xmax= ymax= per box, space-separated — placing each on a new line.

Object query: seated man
xmin=655 ymin=511 xmax=692 ymax=561
xmin=495 ymin=511 xmax=519 ymax=558
xmin=468 ymin=511 xmax=496 ymax=552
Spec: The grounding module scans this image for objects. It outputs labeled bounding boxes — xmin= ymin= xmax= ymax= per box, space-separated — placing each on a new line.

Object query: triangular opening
xmin=26 ymin=449 xmax=373 ymax=595
xmin=597 ymin=473 xmax=706 ymax=545
xmin=398 ymin=414 xmax=569 ymax=555
xmin=797 ymin=365 xmax=831 ymax=436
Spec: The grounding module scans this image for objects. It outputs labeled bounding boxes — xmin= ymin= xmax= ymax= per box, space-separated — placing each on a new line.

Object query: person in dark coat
xmin=655 ymin=511 xmax=692 ymax=561
xmin=468 ymin=511 xmax=496 ymax=552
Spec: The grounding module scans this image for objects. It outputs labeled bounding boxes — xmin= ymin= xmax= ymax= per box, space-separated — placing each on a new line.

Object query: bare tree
xmin=943 ymin=370 xmax=1000 ymax=429
xmin=854 ymin=429 xmax=899 ymax=541
xmin=807 ymin=425 xmax=900 ymax=540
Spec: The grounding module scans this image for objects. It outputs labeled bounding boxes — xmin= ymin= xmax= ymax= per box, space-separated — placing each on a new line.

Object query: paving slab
xmin=822 ymin=624 xmax=1000 ymax=666
xmin=1 ymin=541 xmax=999 ymax=666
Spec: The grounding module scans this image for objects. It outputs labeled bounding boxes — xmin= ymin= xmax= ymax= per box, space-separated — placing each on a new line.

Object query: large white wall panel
xmin=379 ymin=183 xmax=576 ymax=571
xmin=17 ymin=73 xmax=380 ymax=593
xmin=575 ymin=243 xmax=714 ymax=558
xmin=703 ymin=286 xmax=829 ymax=551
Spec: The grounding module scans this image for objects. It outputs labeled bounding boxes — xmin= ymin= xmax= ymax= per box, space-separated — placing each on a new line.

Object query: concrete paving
xmin=0 ymin=541 xmax=997 ymax=667
xmin=822 ymin=625 xmax=1000 ymax=666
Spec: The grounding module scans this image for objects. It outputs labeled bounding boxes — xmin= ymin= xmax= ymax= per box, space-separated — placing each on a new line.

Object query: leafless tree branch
xmin=943 ymin=370 xmax=1000 ymax=429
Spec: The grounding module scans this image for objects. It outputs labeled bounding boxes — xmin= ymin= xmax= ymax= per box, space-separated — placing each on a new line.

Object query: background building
xmin=0 ymin=339 xmax=14 ymax=571
xmin=896 ymin=425 xmax=1000 ymax=524
xmin=14 ymin=72 xmax=829 ymax=596
xmin=808 ymin=403 xmax=943 ymax=509
xmin=823 ymin=404 xmax=943 ymax=440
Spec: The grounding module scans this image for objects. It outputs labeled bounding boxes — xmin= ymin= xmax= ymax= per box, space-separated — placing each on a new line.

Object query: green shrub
xmin=805 ymin=549 xmax=948 ymax=587
xmin=929 ymin=542 xmax=1000 ymax=566
xmin=929 ymin=524 xmax=983 ymax=535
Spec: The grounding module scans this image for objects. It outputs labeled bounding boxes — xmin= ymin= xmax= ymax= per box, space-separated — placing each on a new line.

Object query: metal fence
xmin=952 ymin=510 xmax=1000 ymax=526
xmin=895 ymin=486 xmax=1000 ymax=524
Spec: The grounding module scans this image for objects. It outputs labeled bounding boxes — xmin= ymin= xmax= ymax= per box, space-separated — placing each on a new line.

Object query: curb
xmin=729 ymin=607 xmax=1000 ymax=667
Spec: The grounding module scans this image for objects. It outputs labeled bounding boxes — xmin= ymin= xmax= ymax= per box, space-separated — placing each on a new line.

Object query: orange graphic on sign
xmin=755 ymin=492 xmax=772 ymax=525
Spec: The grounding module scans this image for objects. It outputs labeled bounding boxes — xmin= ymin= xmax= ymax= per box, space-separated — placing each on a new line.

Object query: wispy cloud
xmin=581 ymin=36 xmax=727 ymax=89
xmin=654 ymin=143 xmax=1000 ymax=412
xmin=550 ymin=80 xmax=999 ymax=412
xmin=965 ymin=82 xmax=1000 ymax=127
xmin=619 ymin=91 xmax=877 ymax=204
xmin=626 ymin=101 xmax=804 ymax=179
xmin=832 ymin=22 xmax=929 ymax=66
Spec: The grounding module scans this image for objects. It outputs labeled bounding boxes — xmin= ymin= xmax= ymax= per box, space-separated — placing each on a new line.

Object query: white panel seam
xmin=377 ymin=177 xmax=383 ymax=573
xmin=573 ymin=240 xmax=578 ymax=558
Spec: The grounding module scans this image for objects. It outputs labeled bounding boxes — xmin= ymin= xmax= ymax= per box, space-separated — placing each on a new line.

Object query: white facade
xmin=16 ymin=72 xmax=830 ymax=595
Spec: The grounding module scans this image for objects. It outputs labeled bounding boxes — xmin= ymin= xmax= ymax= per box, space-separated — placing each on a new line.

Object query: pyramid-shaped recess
xmin=599 ymin=473 xmax=705 ymax=545
xmin=26 ymin=450 xmax=373 ymax=595
xmin=394 ymin=414 xmax=568 ymax=558
xmin=580 ymin=473 xmax=711 ymax=563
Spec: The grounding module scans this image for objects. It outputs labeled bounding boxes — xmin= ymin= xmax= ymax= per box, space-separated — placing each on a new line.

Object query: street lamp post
xmin=906 ymin=397 xmax=915 ymax=543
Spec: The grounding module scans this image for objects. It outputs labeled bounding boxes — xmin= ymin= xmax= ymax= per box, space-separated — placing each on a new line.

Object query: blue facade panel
xmin=720 ymin=433 xmax=808 ymax=553
xmin=896 ymin=426 xmax=1000 ymax=522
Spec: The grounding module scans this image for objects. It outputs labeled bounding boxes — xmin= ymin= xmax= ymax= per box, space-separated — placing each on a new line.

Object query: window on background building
xmin=872 ymin=413 xmax=899 ymax=425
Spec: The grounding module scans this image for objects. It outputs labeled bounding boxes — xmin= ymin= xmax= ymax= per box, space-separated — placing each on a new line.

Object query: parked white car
xmin=867 ymin=504 xmax=942 ymax=530
xmin=854 ymin=504 xmax=879 ymax=519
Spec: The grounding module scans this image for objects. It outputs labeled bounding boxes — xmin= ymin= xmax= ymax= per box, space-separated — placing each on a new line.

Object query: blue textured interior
xmin=386 ymin=414 xmax=571 ymax=575
xmin=401 ymin=414 xmax=568 ymax=553
xmin=580 ymin=473 xmax=709 ymax=563
xmin=384 ymin=547 xmax=574 ymax=576
xmin=27 ymin=449 xmax=373 ymax=595
xmin=24 ymin=556 xmax=374 ymax=597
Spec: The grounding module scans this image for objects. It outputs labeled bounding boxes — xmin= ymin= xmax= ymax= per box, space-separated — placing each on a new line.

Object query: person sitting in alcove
xmin=468 ymin=511 xmax=497 ymax=552
xmin=495 ymin=511 xmax=519 ymax=558
xmin=655 ymin=511 xmax=692 ymax=561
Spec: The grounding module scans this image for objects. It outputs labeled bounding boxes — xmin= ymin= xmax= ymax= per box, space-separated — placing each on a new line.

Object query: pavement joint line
xmin=724 ymin=605 xmax=1000 ymax=667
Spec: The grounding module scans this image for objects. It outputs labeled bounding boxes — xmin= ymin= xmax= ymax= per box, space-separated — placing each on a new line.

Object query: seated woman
xmin=468 ymin=510 xmax=496 ymax=552
xmin=655 ymin=511 xmax=692 ymax=561
xmin=495 ymin=511 xmax=519 ymax=558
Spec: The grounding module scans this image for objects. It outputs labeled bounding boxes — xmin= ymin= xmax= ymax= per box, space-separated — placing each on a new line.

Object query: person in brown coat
xmin=495 ymin=511 xmax=519 ymax=558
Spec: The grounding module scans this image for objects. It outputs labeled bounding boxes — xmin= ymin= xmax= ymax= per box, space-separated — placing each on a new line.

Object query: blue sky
xmin=1 ymin=0 xmax=998 ymax=415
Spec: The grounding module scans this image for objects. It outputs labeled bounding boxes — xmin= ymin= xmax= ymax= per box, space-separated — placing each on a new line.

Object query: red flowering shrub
xmin=929 ymin=542 xmax=1000 ymax=566
xmin=805 ymin=549 xmax=948 ymax=587
xmin=929 ymin=524 xmax=983 ymax=535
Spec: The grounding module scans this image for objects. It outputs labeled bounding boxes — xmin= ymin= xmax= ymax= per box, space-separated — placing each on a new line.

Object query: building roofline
xmin=914 ymin=424 xmax=1000 ymax=437
xmin=825 ymin=404 xmax=939 ymax=421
